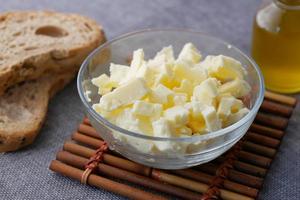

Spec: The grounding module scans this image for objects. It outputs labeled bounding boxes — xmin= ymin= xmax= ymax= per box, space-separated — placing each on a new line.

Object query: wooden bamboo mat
xmin=50 ymin=91 xmax=297 ymax=200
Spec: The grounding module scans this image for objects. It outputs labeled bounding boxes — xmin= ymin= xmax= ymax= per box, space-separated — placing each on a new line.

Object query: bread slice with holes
xmin=0 ymin=70 xmax=77 ymax=152
xmin=0 ymin=10 xmax=105 ymax=94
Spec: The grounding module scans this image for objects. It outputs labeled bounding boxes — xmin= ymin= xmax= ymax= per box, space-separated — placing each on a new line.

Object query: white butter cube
xmin=112 ymin=123 xmax=153 ymax=154
xmin=132 ymin=100 xmax=162 ymax=119
xmin=152 ymin=118 xmax=175 ymax=151
xmin=149 ymin=84 xmax=174 ymax=105
xmin=173 ymin=79 xmax=194 ymax=97
xmin=130 ymin=49 xmax=145 ymax=70
xmin=100 ymin=78 xmax=148 ymax=111
xmin=192 ymin=78 xmax=219 ymax=106
xmin=173 ymin=93 xmax=188 ymax=106
xmin=201 ymin=106 xmax=222 ymax=132
xmin=225 ymin=107 xmax=250 ymax=126
xmin=174 ymin=60 xmax=207 ymax=85
xmin=200 ymin=55 xmax=247 ymax=81
xmin=219 ymin=79 xmax=251 ymax=98
xmin=164 ymin=106 xmax=189 ymax=127
xmin=155 ymin=45 xmax=175 ymax=64
xmin=176 ymin=126 xmax=192 ymax=136
xmin=109 ymin=63 xmax=130 ymax=85
xmin=178 ymin=43 xmax=202 ymax=64
xmin=115 ymin=108 xmax=153 ymax=135
xmin=217 ymin=96 xmax=237 ymax=120
xmin=91 ymin=74 xmax=114 ymax=95
xmin=153 ymin=64 xmax=175 ymax=88
xmin=136 ymin=63 xmax=156 ymax=86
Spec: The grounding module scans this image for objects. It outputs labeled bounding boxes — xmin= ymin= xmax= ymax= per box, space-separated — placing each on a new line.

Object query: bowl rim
xmin=77 ymin=28 xmax=265 ymax=142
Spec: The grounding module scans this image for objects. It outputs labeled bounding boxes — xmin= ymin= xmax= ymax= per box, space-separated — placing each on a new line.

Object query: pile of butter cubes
xmin=91 ymin=43 xmax=251 ymax=153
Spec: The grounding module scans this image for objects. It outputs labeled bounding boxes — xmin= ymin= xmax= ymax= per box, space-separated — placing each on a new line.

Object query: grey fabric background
xmin=0 ymin=0 xmax=299 ymax=199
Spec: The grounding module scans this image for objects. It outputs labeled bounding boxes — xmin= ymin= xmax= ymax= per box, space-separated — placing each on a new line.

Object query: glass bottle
xmin=251 ymin=0 xmax=300 ymax=93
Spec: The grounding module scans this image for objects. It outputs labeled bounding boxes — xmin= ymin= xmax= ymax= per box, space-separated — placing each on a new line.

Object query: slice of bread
xmin=0 ymin=71 xmax=76 ymax=152
xmin=0 ymin=11 xmax=105 ymax=94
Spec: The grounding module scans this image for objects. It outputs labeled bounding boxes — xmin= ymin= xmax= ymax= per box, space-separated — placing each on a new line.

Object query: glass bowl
xmin=77 ymin=29 xmax=264 ymax=169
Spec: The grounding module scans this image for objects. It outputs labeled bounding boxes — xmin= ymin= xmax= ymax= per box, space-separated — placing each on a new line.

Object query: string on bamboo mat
xmin=81 ymin=141 xmax=108 ymax=184
xmin=201 ymin=140 xmax=244 ymax=200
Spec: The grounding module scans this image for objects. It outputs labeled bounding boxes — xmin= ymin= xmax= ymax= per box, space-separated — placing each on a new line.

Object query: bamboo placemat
xmin=50 ymin=91 xmax=297 ymax=200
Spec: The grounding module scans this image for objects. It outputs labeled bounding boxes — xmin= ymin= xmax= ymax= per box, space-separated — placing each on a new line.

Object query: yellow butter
xmin=100 ymin=78 xmax=148 ymax=111
xmin=109 ymin=63 xmax=130 ymax=85
xmin=200 ymin=55 xmax=246 ymax=82
xmin=173 ymin=79 xmax=194 ymax=97
xmin=177 ymin=43 xmax=202 ymax=64
xmin=149 ymin=84 xmax=174 ymax=105
xmin=164 ymin=106 xmax=189 ymax=127
xmin=192 ymin=78 xmax=219 ymax=106
xmin=91 ymin=74 xmax=115 ymax=95
xmin=132 ymin=100 xmax=162 ymax=119
xmin=219 ymin=79 xmax=251 ymax=98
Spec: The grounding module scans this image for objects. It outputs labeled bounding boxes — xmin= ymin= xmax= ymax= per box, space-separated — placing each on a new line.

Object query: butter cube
xmin=217 ymin=96 xmax=238 ymax=121
xmin=136 ymin=63 xmax=156 ymax=86
xmin=201 ymin=106 xmax=222 ymax=132
xmin=219 ymin=79 xmax=251 ymax=98
xmin=174 ymin=60 xmax=207 ymax=85
xmin=173 ymin=79 xmax=194 ymax=97
xmin=153 ymin=64 xmax=175 ymax=88
xmin=200 ymin=55 xmax=247 ymax=81
xmin=224 ymin=107 xmax=250 ymax=126
xmin=132 ymin=100 xmax=162 ymax=119
xmin=192 ymin=78 xmax=219 ymax=106
xmin=149 ymin=84 xmax=174 ymax=105
xmin=115 ymin=108 xmax=153 ymax=135
xmin=91 ymin=74 xmax=114 ymax=95
xmin=164 ymin=106 xmax=189 ymax=127
xmin=173 ymin=93 xmax=188 ymax=106
xmin=130 ymin=49 xmax=145 ymax=70
xmin=125 ymin=135 xmax=154 ymax=154
xmin=109 ymin=63 xmax=130 ymax=85
xmin=178 ymin=43 xmax=202 ymax=64
xmin=152 ymin=118 xmax=175 ymax=151
xmin=187 ymin=101 xmax=206 ymax=133
xmin=100 ymin=78 xmax=148 ymax=111
xmin=155 ymin=45 xmax=175 ymax=64
xmin=176 ymin=126 xmax=192 ymax=136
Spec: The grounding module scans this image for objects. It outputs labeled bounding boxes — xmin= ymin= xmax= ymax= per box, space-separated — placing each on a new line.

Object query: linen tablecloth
xmin=1 ymin=0 xmax=299 ymax=199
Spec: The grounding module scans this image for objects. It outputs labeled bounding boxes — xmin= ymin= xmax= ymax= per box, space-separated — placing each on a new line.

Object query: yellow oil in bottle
xmin=251 ymin=0 xmax=300 ymax=93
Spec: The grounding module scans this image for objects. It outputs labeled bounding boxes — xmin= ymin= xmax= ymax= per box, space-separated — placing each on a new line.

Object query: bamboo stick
xmin=172 ymin=169 xmax=258 ymax=198
xmin=260 ymin=100 xmax=293 ymax=117
xmin=250 ymin=124 xmax=284 ymax=139
xmin=49 ymin=160 xmax=166 ymax=200
xmin=72 ymin=132 xmax=104 ymax=148
xmin=237 ymin=151 xmax=272 ymax=168
xmin=264 ymin=91 xmax=297 ymax=107
xmin=246 ymin=132 xmax=280 ymax=148
xmin=83 ymin=117 xmax=91 ymax=125
xmin=151 ymin=169 xmax=254 ymax=200
xmin=56 ymin=151 xmax=201 ymax=200
xmin=63 ymin=141 xmax=151 ymax=176
xmin=64 ymin=141 xmax=258 ymax=197
xmin=78 ymin=124 xmax=101 ymax=139
xmin=196 ymin=163 xmax=263 ymax=188
xmin=215 ymin=157 xmax=267 ymax=177
xmin=255 ymin=113 xmax=288 ymax=130
xmin=242 ymin=141 xmax=276 ymax=158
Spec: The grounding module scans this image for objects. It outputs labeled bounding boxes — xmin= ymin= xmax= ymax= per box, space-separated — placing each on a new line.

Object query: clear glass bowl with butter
xmin=77 ymin=29 xmax=264 ymax=169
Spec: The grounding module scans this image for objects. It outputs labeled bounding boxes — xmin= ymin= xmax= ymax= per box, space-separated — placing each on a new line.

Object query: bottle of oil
xmin=251 ymin=0 xmax=300 ymax=93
